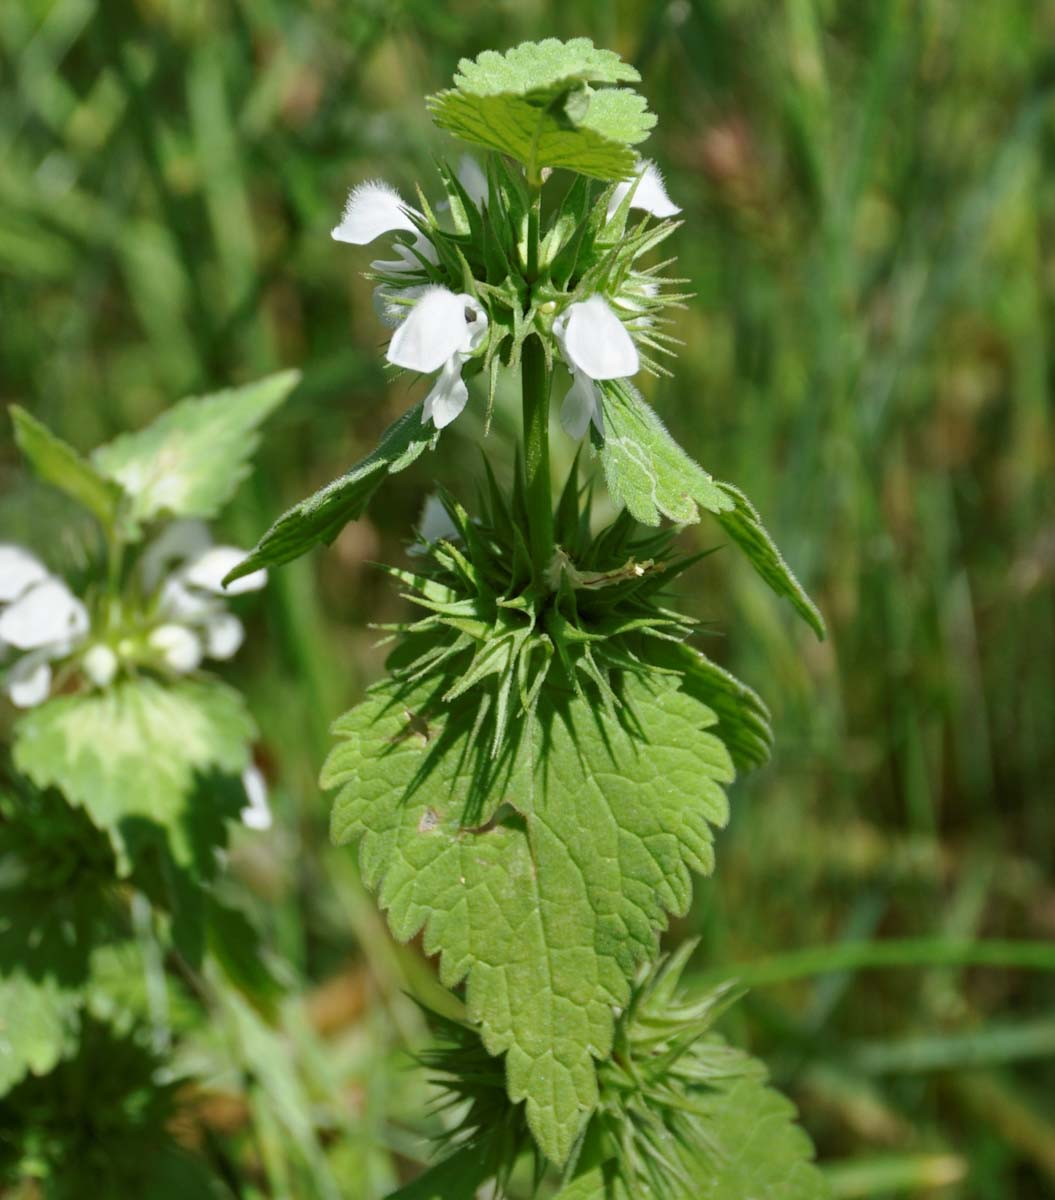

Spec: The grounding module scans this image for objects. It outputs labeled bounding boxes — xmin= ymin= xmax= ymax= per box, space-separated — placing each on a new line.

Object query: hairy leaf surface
xmin=597 ymin=382 xmax=825 ymax=638
xmin=225 ymin=400 xmax=435 ymax=583
xmin=325 ymin=672 xmax=735 ymax=1163
xmin=428 ymin=39 xmax=654 ymax=181
xmin=92 ymin=369 xmax=298 ymax=525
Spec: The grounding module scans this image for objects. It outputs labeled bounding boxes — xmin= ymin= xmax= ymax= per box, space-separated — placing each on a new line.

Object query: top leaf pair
xmin=428 ymin=38 xmax=655 ymax=184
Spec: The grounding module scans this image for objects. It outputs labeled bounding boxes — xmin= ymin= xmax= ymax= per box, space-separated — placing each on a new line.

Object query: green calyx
xmin=374 ymin=454 xmax=709 ymax=765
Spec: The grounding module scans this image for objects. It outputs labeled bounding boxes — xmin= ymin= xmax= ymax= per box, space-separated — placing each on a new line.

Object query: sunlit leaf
xmin=92 ymin=369 xmax=298 ymax=526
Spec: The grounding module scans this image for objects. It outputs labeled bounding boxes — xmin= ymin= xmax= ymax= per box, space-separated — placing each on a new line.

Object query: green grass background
xmin=2 ymin=0 xmax=1054 ymax=1196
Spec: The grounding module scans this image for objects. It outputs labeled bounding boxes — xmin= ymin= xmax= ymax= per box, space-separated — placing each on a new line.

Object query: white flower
xmin=408 ymin=494 xmax=460 ymax=556
xmin=0 ymin=577 xmax=88 ymax=650
xmin=0 ymin=553 xmax=89 ymax=709
xmin=553 ymin=296 xmax=640 ymax=439
xmin=457 ymin=155 xmax=488 ymax=208
xmin=606 ymin=161 xmax=681 ymax=222
xmin=82 ymin=643 xmax=118 ymax=687
xmin=240 ymin=763 xmax=272 ymax=831
xmin=149 ymin=623 xmax=203 ymax=673
xmin=386 ymin=287 xmax=489 ymax=429
xmin=0 ymin=544 xmax=48 ymax=602
xmin=332 ymin=180 xmax=419 ymax=245
xmin=331 ymin=180 xmax=437 ymax=272
xmin=140 ymin=521 xmax=267 ymax=676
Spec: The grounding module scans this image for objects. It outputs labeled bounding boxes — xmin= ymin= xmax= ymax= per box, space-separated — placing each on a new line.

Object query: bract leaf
xmin=10 ymin=405 xmax=124 ymax=532
xmin=225 ymin=400 xmax=436 ymax=583
xmin=597 ymin=382 xmax=825 ymax=639
xmin=92 ymin=369 xmax=298 ymax=526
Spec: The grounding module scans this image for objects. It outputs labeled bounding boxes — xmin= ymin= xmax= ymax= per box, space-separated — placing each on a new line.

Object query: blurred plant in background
xmin=2 ymin=1 xmax=1054 ymax=1197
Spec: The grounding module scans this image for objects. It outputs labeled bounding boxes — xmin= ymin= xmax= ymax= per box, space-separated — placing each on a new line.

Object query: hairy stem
xmin=522 ymin=332 xmax=553 ymax=580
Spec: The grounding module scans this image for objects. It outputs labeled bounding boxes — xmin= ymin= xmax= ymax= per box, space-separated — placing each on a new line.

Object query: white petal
xmin=606 ymin=161 xmax=681 ymax=221
xmin=422 ymin=357 xmax=469 ymax=429
xmin=387 ymin=288 xmax=482 ymax=373
xmin=159 ymin=577 xmax=219 ymax=623
xmin=0 ymin=580 xmax=89 ymax=650
xmin=0 ymin=545 xmax=48 ymax=603
xmin=241 ymin=764 xmax=272 ymax=831
xmin=370 ymin=238 xmax=438 ymax=273
xmin=332 ymin=180 xmax=418 ymax=244
xmin=418 ymin=494 xmax=460 ymax=544
xmin=560 ymin=370 xmax=601 ymax=440
xmin=82 ymin=643 xmax=118 ymax=687
xmin=6 ymin=654 xmax=52 ymax=708
xmin=149 ymin=624 xmax=203 ymax=673
xmin=183 ymin=547 xmax=266 ymax=595
xmin=204 ymin=613 xmax=244 ymax=660
xmin=140 ymin=520 xmax=212 ymax=593
xmin=457 ymin=155 xmax=489 ymax=208
xmin=561 ymin=296 xmax=639 ymax=381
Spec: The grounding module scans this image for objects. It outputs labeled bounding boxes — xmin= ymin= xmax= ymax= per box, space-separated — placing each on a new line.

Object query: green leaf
xmin=596 ymin=381 xmax=734 ymax=525
xmin=9 ymin=404 xmax=124 ymax=531
xmin=428 ymin=39 xmax=655 ymax=183
xmin=0 ymin=973 xmax=77 ymax=1097
xmin=92 ymin=368 xmax=298 ymax=526
xmin=224 ymin=400 xmax=436 ymax=584
xmin=325 ymin=671 xmax=735 ymax=1164
xmin=712 ymin=481 xmax=827 ymax=640
xmin=11 ymin=678 xmax=254 ymax=876
xmin=597 ymin=382 xmax=825 ymax=639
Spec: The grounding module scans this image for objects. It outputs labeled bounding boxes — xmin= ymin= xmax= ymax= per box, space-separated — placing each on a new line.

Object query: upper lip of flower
xmin=554 ymin=295 xmax=640 ymax=381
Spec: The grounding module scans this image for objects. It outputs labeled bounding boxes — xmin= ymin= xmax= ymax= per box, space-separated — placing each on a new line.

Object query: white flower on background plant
xmin=553 ymin=296 xmax=640 ymax=439
xmin=0 ymin=546 xmax=89 ymax=708
xmin=386 ymin=287 xmax=489 ymax=429
xmin=240 ymin=762 xmax=272 ymax=831
xmin=606 ymin=160 xmax=682 ymax=222
xmin=141 ymin=520 xmax=267 ymax=674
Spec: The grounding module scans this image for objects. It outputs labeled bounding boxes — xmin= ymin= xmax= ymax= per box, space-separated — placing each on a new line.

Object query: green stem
xmin=521 ymin=332 xmax=553 ymax=580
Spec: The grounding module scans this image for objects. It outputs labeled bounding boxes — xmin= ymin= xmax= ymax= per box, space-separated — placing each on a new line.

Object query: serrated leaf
xmin=325 ymin=672 xmax=735 ymax=1164
xmin=428 ymin=39 xmax=654 ymax=183
xmin=11 ymin=678 xmax=253 ymax=875
xmin=10 ymin=404 xmax=124 ymax=531
xmin=225 ymin=400 xmax=436 ymax=583
xmin=712 ymin=481 xmax=826 ymax=640
xmin=596 ymin=381 xmax=733 ymax=525
xmin=92 ymin=369 xmax=298 ymax=526
xmin=597 ymin=382 xmax=825 ymax=639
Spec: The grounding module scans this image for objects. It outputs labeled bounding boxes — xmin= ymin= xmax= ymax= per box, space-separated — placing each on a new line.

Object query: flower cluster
xmin=331 ymin=156 xmax=680 ymax=438
xmin=1 ymin=524 xmax=272 ymax=827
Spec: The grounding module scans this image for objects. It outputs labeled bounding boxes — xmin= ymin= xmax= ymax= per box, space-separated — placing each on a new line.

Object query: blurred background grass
xmin=2 ymin=0 xmax=1054 ymax=1196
